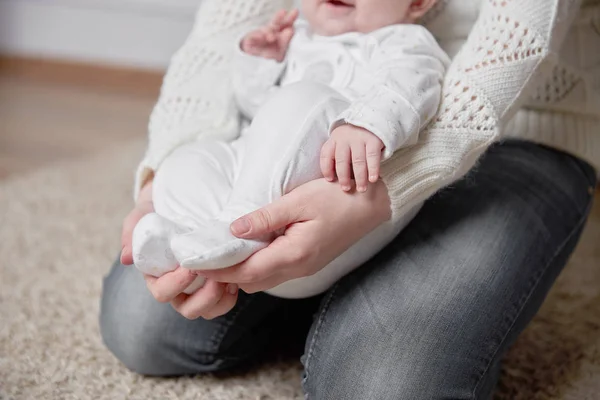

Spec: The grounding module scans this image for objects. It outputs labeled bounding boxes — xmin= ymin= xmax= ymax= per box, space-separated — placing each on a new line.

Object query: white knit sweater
xmin=136 ymin=0 xmax=600 ymax=222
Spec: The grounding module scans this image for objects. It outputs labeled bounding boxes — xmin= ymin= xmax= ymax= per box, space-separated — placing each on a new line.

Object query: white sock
xmin=132 ymin=213 xmax=206 ymax=294
xmin=170 ymin=215 xmax=272 ymax=270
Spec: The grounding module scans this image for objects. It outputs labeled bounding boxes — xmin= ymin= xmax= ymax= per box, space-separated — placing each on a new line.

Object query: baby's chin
xmin=308 ymin=12 xmax=393 ymax=36
xmin=310 ymin=17 xmax=357 ymax=36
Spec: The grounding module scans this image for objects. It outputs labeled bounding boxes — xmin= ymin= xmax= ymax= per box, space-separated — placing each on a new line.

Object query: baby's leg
xmin=132 ymin=140 xmax=240 ymax=293
xmin=171 ymin=82 xmax=350 ymax=270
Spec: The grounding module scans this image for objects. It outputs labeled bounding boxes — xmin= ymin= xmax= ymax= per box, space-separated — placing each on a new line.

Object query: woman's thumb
xmin=230 ymin=195 xmax=300 ymax=239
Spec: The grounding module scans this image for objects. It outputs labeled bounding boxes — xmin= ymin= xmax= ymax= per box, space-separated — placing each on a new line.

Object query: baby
xmin=132 ymin=0 xmax=450 ymax=298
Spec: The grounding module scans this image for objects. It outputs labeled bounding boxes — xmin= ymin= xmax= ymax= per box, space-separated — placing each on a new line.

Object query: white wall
xmin=0 ymin=0 xmax=199 ymax=70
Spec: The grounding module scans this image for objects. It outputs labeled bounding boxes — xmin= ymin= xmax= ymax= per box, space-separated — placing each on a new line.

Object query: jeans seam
xmin=302 ymin=283 xmax=339 ymax=397
xmin=470 ymin=194 xmax=594 ymax=399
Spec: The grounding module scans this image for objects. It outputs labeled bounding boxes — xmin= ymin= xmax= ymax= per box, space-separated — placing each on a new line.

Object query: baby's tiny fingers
xmin=366 ymin=141 xmax=383 ymax=183
xmin=282 ymin=9 xmax=299 ymax=27
xmin=351 ymin=144 xmax=368 ymax=193
xmin=271 ymin=9 xmax=287 ymax=29
xmin=335 ymin=145 xmax=353 ymax=191
xmin=243 ymin=31 xmax=267 ymax=51
xmin=262 ymin=27 xmax=277 ymax=43
xmin=320 ymin=140 xmax=336 ymax=182
xmin=279 ymin=26 xmax=295 ymax=49
xmin=247 ymin=31 xmax=264 ymax=44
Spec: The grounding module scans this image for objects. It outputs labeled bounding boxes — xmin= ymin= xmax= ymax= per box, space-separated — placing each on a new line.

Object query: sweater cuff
xmin=331 ymin=85 xmax=420 ymax=160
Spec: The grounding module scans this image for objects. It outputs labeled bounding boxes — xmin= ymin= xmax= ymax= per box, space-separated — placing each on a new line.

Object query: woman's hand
xmin=200 ymin=178 xmax=392 ymax=293
xmin=120 ymin=180 xmax=239 ymax=320
xmin=120 ymin=180 xmax=155 ymax=265
xmin=144 ymin=271 xmax=239 ymax=320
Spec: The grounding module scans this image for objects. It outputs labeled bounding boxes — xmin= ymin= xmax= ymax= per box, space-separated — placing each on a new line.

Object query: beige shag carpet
xmin=0 ymin=139 xmax=599 ymax=400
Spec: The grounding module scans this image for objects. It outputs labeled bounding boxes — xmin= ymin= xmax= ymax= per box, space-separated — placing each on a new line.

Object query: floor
xmin=0 ymin=57 xmax=160 ymax=180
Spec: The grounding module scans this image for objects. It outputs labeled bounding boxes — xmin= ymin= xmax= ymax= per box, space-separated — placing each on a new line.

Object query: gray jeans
xmin=100 ymin=140 xmax=597 ymax=399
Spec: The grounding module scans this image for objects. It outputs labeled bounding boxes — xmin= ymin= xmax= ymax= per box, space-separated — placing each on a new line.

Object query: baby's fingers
xmin=366 ymin=140 xmax=383 ymax=183
xmin=244 ymin=30 xmax=267 ymax=48
xmin=335 ymin=144 xmax=352 ymax=191
xmin=282 ymin=9 xmax=299 ymax=28
xmin=261 ymin=26 xmax=277 ymax=43
xmin=270 ymin=9 xmax=288 ymax=29
xmin=351 ymin=144 xmax=368 ymax=193
xmin=272 ymin=9 xmax=298 ymax=30
xmin=320 ymin=140 xmax=336 ymax=182
xmin=279 ymin=26 xmax=295 ymax=49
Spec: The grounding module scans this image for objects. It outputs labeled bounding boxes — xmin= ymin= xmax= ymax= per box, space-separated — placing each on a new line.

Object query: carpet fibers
xmin=0 ymin=139 xmax=599 ymax=400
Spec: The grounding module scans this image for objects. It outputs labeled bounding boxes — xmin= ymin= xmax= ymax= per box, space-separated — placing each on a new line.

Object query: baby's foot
xmin=132 ymin=213 xmax=206 ymax=294
xmin=170 ymin=218 xmax=273 ymax=271
xmin=133 ymin=213 xmax=184 ymax=275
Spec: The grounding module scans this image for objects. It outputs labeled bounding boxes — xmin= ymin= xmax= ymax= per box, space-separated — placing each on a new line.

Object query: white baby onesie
xmin=132 ymin=21 xmax=450 ymax=298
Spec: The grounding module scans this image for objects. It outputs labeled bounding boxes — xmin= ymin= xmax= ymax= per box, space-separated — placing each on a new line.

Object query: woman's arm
xmin=134 ymin=0 xmax=294 ymax=199
xmin=380 ymin=0 xmax=583 ymax=220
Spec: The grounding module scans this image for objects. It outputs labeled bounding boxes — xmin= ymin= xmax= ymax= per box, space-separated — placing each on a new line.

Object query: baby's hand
xmin=321 ymin=125 xmax=385 ymax=193
xmin=241 ymin=9 xmax=299 ymax=62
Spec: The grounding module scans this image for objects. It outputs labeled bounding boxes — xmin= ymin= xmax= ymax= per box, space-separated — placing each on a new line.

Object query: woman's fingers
xmin=200 ymin=286 xmax=239 ymax=320
xmin=320 ymin=139 xmax=336 ymax=182
xmin=366 ymin=140 xmax=383 ymax=183
xmin=230 ymin=192 xmax=306 ymax=239
xmin=335 ymin=144 xmax=353 ymax=191
xmin=120 ymin=208 xmax=141 ymax=264
xmin=351 ymin=143 xmax=368 ymax=192
xmin=144 ymin=267 xmax=197 ymax=303
xmin=170 ymin=280 xmax=228 ymax=320
xmin=239 ymin=273 xmax=289 ymax=294
xmin=120 ymin=201 xmax=153 ymax=265
xmin=201 ymin=234 xmax=303 ymax=284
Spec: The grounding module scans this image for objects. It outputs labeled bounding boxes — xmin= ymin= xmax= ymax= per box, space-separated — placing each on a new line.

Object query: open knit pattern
xmin=136 ymin=0 xmax=600 ymax=223
xmin=0 ymin=139 xmax=599 ymax=399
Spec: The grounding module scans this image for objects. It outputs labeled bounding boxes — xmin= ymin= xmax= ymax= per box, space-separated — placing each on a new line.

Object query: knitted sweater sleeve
xmin=379 ymin=0 xmax=583 ymax=220
xmin=134 ymin=0 xmax=293 ymax=198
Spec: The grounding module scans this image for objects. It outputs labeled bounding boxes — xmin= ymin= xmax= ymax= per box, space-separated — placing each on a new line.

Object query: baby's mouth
xmin=325 ymin=0 xmax=354 ymax=9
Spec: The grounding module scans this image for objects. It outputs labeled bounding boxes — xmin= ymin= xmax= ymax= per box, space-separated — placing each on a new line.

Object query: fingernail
xmin=358 ymin=186 xmax=367 ymax=193
xmin=342 ymin=185 xmax=351 ymax=191
xmin=231 ymin=218 xmax=251 ymax=235
xmin=227 ymin=284 xmax=238 ymax=295
xmin=370 ymin=175 xmax=378 ymax=182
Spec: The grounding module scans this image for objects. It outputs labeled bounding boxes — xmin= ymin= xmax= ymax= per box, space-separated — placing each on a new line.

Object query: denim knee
xmin=301 ymin=286 xmax=497 ymax=400
xmin=99 ymin=260 xmax=229 ymax=376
